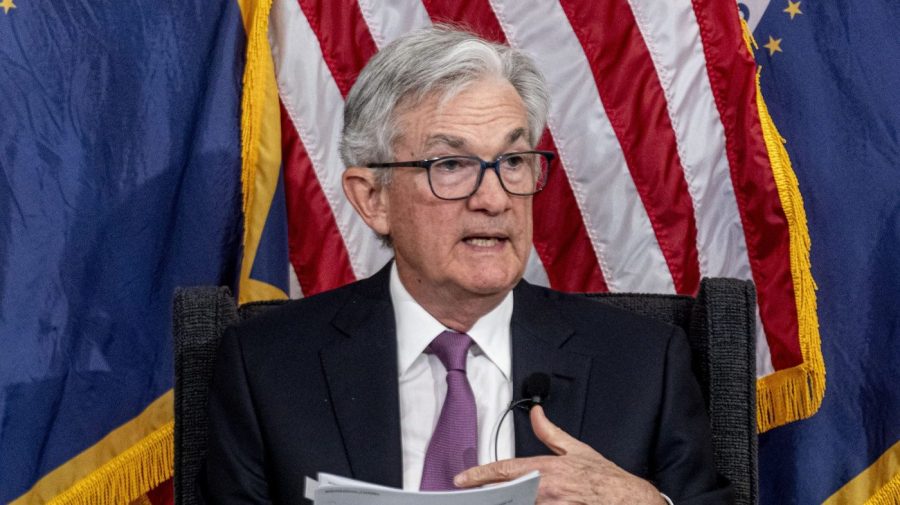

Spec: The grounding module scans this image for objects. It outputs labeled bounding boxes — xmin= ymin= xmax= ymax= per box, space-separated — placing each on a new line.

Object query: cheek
xmin=388 ymin=196 xmax=458 ymax=252
xmin=414 ymin=209 xmax=459 ymax=249
xmin=514 ymin=202 xmax=534 ymax=249
xmin=385 ymin=179 xmax=424 ymax=234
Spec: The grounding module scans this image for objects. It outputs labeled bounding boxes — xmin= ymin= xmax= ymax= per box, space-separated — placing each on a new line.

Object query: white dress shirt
xmin=390 ymin=264 xmax=515 ymax=490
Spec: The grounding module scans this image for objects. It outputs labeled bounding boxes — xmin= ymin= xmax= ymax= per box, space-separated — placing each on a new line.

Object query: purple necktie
xmin=419 ymin=331 xmax=478 ymax=491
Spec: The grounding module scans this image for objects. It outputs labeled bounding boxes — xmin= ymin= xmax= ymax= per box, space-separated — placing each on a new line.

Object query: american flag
xmin=239 ymin=0 xmax=823 ymax=435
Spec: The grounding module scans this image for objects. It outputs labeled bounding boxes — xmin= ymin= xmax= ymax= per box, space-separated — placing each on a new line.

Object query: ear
xmin=342 ymin=167 xmax=391 ymax=236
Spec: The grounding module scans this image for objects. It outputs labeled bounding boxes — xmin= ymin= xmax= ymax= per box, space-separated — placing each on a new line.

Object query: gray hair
xmin=339 ymin=25 xmax=550 ymax=178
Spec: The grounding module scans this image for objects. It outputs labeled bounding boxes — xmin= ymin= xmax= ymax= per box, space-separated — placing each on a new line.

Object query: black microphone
xmin=493 ymin=373 xmax=551 ymax=462
xmin=522 ymin=372 xmax=551 ymax=407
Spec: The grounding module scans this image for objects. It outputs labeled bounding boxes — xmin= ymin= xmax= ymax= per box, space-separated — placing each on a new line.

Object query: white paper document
xmin=305 ymin=471 xmax=540 ymax=505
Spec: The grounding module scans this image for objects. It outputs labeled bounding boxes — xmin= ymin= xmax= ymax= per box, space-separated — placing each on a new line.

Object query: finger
xmin=454 ymin=456 xmax=555 ymax=488
xmin=530 ymin=405 xmax=582 ymax=456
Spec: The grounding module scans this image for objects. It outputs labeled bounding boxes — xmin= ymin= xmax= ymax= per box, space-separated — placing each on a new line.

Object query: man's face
xmin=384 ymin=78 xmax=534 ymax=305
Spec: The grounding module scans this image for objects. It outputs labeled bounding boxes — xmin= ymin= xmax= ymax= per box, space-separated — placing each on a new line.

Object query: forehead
xmin=393 ymin=78 xmax=529 ymax=153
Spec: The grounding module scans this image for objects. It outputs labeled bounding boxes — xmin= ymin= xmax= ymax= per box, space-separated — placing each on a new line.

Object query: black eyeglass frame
xmin=366 ymin=150 xmax=554 ymax=201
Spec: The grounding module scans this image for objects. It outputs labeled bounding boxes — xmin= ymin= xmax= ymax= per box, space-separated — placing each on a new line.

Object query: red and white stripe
xmin=270 ymin=0 xmax=798 ymax=378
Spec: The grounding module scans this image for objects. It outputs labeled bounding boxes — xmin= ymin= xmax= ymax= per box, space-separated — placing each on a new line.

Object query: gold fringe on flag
xmin=236 ymin=0 xmax=287 ymax=304
xmin=238 ymin=0 xmax=276 ymax=218
xmin=866 ymin=477 xmax=900 ymax=505
xmin=46 ymin=422 xmax=174 ymax=505
xmin=11 ymin=391 xmax=174 ymax=505
xmin=753 ymin=71 xmax=825 ymax=433
xmin=740 ymin=19 xmax=825 ymax=433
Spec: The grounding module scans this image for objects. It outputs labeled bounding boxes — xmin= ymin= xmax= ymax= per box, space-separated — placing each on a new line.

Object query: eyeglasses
xmin=366 ymin=151 xmax=553 ymax=200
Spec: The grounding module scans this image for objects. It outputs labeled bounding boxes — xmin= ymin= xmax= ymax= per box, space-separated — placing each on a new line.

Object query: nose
xmin=467 ymin=166 xmax=511 ymax=214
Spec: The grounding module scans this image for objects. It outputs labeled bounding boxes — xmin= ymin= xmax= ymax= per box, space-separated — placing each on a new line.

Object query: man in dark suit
xmin=201 ymin=26 xmax=732 ymax=504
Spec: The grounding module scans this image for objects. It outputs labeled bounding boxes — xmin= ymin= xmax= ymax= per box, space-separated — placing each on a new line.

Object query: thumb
xmin=530 ymin=405 xmax=580 ymax=456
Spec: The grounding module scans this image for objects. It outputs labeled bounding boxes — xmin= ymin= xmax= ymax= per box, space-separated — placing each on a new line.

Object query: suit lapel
xmin=318 ymin=273 xmax=593 ymax=480
xmin=319 ymin=266 xmax=404 ymax=487
xmin=511 ymin=283 xmax=592 ymax=458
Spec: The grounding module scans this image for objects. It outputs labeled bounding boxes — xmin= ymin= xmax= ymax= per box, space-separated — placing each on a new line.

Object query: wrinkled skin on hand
xmin=454 ymin=406 xmax=667 ymax=505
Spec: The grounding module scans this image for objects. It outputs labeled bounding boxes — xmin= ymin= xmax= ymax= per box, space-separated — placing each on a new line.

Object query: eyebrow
xmin=423 ymin=128 xmax=530 ymax=153
xmin=424 ymin=134 xmax=466 ymax=150
xmin=506 ymin=128 xmax=527 ymax=146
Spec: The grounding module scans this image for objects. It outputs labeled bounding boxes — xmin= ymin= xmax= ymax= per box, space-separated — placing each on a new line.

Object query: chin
xmin=461 ymin=270 xmax=522 ymax=297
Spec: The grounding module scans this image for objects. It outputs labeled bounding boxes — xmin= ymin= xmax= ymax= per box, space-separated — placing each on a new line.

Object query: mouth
xmin=462 ymin=235 xmax=509 ymax=248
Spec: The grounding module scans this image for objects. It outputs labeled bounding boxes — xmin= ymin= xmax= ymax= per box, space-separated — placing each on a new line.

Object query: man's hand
xmin=454 ymin=406 xmax=666 ymax=505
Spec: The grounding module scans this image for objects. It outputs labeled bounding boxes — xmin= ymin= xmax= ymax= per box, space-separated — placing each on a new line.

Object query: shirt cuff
xmin=660 ymin=492 xmax=674 ymax=505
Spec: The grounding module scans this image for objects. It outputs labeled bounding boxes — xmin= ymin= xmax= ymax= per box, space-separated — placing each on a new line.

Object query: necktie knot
xmin=428 ymin=331 xmax=473 ymax=372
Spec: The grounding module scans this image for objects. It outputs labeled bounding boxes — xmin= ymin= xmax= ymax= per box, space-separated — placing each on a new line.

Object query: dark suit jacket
xmin=199 ymin=265 xmax=732 ymax=504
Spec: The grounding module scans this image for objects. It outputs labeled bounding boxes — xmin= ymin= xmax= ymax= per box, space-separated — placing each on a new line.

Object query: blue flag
xmin=0 ymin=0 xmax=246 ymax=501
xmin=748 ymin=0 xmax=900 ymax=502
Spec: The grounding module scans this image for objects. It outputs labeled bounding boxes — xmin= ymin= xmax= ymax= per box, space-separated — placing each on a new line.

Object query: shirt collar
xmin=390 ymin=263 xmax=513 ymax=380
